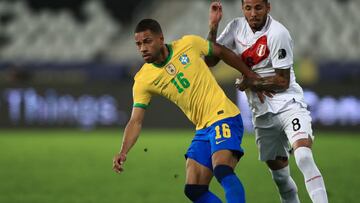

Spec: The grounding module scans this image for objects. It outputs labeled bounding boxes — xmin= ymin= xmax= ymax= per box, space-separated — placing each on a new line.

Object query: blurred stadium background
xmin=0 ymin=0 xmax=359 ymax=203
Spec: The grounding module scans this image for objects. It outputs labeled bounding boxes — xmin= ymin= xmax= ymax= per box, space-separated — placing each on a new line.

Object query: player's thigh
xmin=209 ymin=115 xmax=244 ymax=168
xmin=186 ymin=158 xmax=213 ymax=185
xmin=212 ymin=149 xmax=238 ymax=169
xmin=281 ymin=106 xmax=314 ymax=148
xmin=185 ymin=139 xmax=213 ymax=184
xmin=255 ymin=114 xmax=290 ymax=162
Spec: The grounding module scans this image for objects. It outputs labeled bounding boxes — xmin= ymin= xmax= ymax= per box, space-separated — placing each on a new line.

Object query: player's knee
xmin=271 ymin=170 xmax=289 ymax=186
xmin=213 ymin=165 xmax=234 ymax=183
xmin=294 ymin=147 xmax=314 ymax=171
xmin=184 ymin=184 xmax=208 ymax=201
xmin=272 ymin=171 xmax=288 ymax=183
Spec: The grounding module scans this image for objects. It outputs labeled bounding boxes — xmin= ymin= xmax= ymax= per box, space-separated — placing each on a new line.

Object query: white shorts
xmin=253 ymin=101 xmax=314 ymax=161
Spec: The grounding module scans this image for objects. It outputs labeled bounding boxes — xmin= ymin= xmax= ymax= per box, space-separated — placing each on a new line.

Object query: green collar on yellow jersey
xmin=152 ymin=44 xmax=173 ymax=68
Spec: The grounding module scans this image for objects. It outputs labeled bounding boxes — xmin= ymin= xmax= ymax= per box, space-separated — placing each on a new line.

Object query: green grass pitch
xmin=0 ymin=129 xmax=359 ymax=203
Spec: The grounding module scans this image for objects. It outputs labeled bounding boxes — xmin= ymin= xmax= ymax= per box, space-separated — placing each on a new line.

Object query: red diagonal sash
xmin=241 ymin=35 xmax=270 ymax=68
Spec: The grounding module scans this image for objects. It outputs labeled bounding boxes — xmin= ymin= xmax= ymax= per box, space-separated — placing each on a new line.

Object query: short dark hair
xmin=241 ymin=0 xmax=268 ymax=4
xmin=134 ymin=19 xmax=163 ymax=34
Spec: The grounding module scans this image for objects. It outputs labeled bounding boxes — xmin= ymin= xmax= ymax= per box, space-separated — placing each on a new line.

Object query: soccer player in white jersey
xmin=205 ymin=0 xmax=328 ymax=203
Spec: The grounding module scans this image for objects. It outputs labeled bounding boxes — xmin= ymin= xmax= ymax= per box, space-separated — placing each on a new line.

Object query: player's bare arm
xmin=239 ymin=68 xmax=290 ymax=92
xmin=212 ymin=42 xmax=259 ymax=79
xmin=113 ymin=107 xmax=145 ymax=173
xmin=205 ymin=1 xmax=222 ymax=67
xmin=212 ymin=42 xmax=274 ymax=103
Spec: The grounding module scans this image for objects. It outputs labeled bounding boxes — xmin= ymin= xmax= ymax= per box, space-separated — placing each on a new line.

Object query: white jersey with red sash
xmin=217 ymin=15 xmax=307 ymax=117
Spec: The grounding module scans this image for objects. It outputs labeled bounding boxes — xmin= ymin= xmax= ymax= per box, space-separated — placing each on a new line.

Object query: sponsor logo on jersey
xmin=153 ymin=78 xmax=168 ymax=89
xmin=165 ymin=63 xmax=177 ymax=75
xmin=153 ymin=78 xmax=161 ymax=86
xmin=179 ymin=54 xmax=190 ymax=65
xmin=278 ymin=49 xmax=287 ymax=59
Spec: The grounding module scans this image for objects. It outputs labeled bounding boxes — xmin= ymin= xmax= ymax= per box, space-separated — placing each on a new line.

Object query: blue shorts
xmin=185 ymin=114 xmax=244 ymax=170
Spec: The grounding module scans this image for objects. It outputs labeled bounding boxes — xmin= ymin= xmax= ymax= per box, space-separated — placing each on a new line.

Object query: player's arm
xmin=239 ymin=68 xmax=290 ymax=92
xmin=211 ymin=42 xmax=259 ymax=79
xmin=205 ymin=1 xmax=222 ymax=67
xmin=246 ymin=27 xmax=292 ymax=92
xmin=113 ymin=107 xmax=145 ymax=173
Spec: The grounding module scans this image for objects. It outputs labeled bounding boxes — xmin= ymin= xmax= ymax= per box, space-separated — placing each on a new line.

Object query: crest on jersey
xmin=256 ymin=44 xmax=267 ymax=57
xmin=179 ymin=54 xmax=190 ymax=65
xmin=165 ymin=63 xmax=177 ymax=75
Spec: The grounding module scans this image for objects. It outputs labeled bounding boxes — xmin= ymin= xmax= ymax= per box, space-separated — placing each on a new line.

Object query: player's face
xmin=135 ymin=30 xmax=164 ymax=63
xmin=242 ymin=0 xmax=270 ymax=32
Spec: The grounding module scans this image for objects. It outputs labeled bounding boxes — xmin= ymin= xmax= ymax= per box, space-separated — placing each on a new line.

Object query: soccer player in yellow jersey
xmin=113 ymin=19 xmax=259 ymax=203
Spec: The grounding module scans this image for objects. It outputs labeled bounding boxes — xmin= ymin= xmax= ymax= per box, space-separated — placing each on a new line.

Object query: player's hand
xmin=256 ymin=91 xmax=266 ymax=103
xmin=256 ymin=90 xmax=275 ymax=103
xmin=209 ymin=1 xmax=223 ymax=30
xmin=113 ymin=153 xmax=127 ymax=173
xmin=235 ymin=71 xmax=261 ymax=91
xmin=245 ymin=70 xmax=261 ymax=81
xmin=235 ymin=76 xmax=247 ymax=91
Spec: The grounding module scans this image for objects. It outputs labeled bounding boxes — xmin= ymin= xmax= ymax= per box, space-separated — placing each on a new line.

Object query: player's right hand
xmin=113 ymin=153 xmax=127 ymax=173
xmin=209 ymin=1 xmax=222 ymax=29
xmin=235 ymin=76 xmax=247 ymax=91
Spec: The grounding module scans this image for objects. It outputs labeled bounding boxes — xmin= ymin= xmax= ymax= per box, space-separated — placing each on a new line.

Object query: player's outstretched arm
xmin=113 ymin=107 xmax=145 ymax=173
xmin=239 ymin=68 xmax=290 ymax=92
xmin=205 ymin=1 xmax=222 ymax=67
xmin=212 ymin=42 xmax=259 ymax=79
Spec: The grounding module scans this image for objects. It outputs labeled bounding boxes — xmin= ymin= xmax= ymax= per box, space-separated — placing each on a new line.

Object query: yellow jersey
xmin=133 ymin=35 xmax=240 ymax=130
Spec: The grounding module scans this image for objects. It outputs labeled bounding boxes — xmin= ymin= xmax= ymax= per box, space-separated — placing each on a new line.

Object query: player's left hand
xmin=209 ymin=1 xmax=223 ymax=29
xmin=256 ymin=91 xmax=275 ymax=103
xmin=113 ymin=153 xmax=127 ymax=173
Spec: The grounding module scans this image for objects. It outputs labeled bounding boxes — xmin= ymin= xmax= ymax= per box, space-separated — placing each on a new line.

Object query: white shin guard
xmin=271 ymin=166 xmax=300 ymax=203
xmin=294 ymin=147 xmax=328 ymax=203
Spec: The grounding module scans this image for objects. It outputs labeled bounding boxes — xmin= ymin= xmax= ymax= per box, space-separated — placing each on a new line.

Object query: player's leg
xmin=212 ymin=150 xmax=245 ymax=203
xmin=266 ymin=157 xmax=300 ymax=203
xmin=185 ymin=159 xmax=221 ymax=203
xmin=255 ymin=113 xmax=300 ymax=203
xmin=185 ymin=140 xmax=222 ymax=203
xmin=292 ymin=139 xmax=328 ymax=203
xmin=210 ymin=115 xmax=246 ymax=203
xmin=283 ymin=106 xmax=328 ymax=203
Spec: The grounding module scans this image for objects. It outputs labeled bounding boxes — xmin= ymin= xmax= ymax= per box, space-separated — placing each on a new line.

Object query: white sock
xmin=270 ymin=166 xmax=300 ymax=203
xmin=294 ymin=147 xmax=328 ymax=203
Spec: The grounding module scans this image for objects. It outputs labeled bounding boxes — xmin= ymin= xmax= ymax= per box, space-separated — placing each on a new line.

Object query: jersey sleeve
xmin=132 ymin=80 xmax=152 ymax=109
xmin=217 ymin=19 xmax=237 ymax=50
xmin=269 ymin=29 xmax=294 ymax=69
xmin=184 ymin=35 xmax=213 ymax=57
